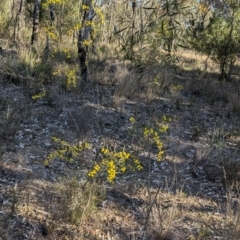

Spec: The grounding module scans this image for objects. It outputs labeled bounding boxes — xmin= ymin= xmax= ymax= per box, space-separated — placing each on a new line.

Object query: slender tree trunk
xmin=31 ymin=0 xmax=41 ymax=45
xmin=43 ymin=4 xmax=54 ymax=61
xmin=219 ymin=13 xmax=235 ymax=81
xmin=11 ymin=0 xmax=15 ymax=22
xmin=4 ymin=0 xmax=16 ymax=37
xmin=219 ymin=59 xmax=227 ymax=80
xmin=59 ymin=3 xmax=64 ymax=42
xmin=130 ymin=0 xmax=136 ymax=60
xmin=78 ymin=0 xmax=95 ymax=83
xmin=49 ymin=4 xmax=54 ymax=26
xmin=108 ymin=1 xmax=113 ymax=42
xmin=13 ymin=0 xmax=23 ymax=41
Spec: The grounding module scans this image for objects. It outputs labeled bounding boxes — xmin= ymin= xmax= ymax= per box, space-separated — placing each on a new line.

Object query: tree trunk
xmin=219 ymin=60 xmax=227 ymax=80
xmin=31 ymin=0 xmax=41 ymax=45
xmin=43 ymin=4 xmax=54 ymax=61
xmin=78 ymin=0 xmax=95 ymax=83
xmin=13 ymin=0 xmax=23 ymax=41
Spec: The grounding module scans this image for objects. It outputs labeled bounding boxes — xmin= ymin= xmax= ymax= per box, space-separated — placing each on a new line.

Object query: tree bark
xmin=31 ymin=0 xmax=41 ymax=45
xmin=13 ymin=0 xmax=23 ymax=41
xmin=78 ymin=0 xmax=95 ymax=83
xmin=43 ymin=4 xmax=55 ymax=61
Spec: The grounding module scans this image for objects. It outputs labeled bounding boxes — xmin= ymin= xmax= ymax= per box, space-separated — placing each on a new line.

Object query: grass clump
xmin=53 ymin=177 xmax=105 ymax=225
xmin=0 ymin=47 xmax=54 ymax=88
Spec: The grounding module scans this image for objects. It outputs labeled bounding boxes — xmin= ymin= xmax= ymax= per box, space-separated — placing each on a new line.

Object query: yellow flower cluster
xmin=82 ymin=39 xmax=92 ymax=47
xmin=82 ymin=5 xmax=90 ymax=11
xmin=88 ymin=164 xmax=100 ymax=178
xmin=101 ymin=147 xmax=109 ymax=155
xmin=48 ymin=32 xmax=57 ymax=40
xmin=128 ymin=115 xmax=170 ymax=161
xmin=53 ymin=69 xmax=60 ymax=76
xmin=95 ymin=8 xmax=105 ymax=25
xmin=67 ymin=69 xmax=77 ymax=90
xmin=44 ymin=137 xmax=90 ymax=166
xmin=63 ymin=48 xmax=71 ymax=58
xmin=159 ymin=124 xmax=169 ymax=133
xmin=74 ymin=24 xmax=81 ymax=30
xmin=133 ymin=158 xmax=143 ymax=171
xmin=42 ymin=0 xmax=64 ymax=9
xmin=85 ymin=21 xmax=94 ymax=27
xmin=146 ymin=116 xmax=170 ymax=160
xmin=32 ymin=91 xmax=46 ymax=100
xmin=129 ymin=117 xmax=136 ymax=123
xmin=51 ymin=48 xmax=57 ymax=58
xmin=66 ymin=23 xmax=81 ymax=36
xmin=107 ymin=160 xmax=116 ymax=182
xmin=44 ymin=26 xmax=57 ymax=40
xmin=143 ymin=127 xmax=165 ymax=161
xmin=172 ymin=84 xmax=183 ymax=92
xmin=88 ymin=147 xmax=143 ymax=183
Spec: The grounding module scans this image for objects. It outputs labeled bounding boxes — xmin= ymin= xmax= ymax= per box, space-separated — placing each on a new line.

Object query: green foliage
xmin=109 ymin=0 xmax=189 ymax=65
xmin=41 ymin=0 xmax=80 ymax=34
xmin=190 ymin=15 xmax=240 ymax=59
xmin=188 ymin=2 xmax=240 ymax=79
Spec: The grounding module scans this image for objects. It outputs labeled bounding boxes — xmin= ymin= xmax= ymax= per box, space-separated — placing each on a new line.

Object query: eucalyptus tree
xmin=188 ymin=0 xmax=240 ymax=80
xmin=108 ymin=0 xmax=192 ymax=65
xmin=78 ymin=0 xmax=95 ymax=82
xmin=31 ymin=0 xmax=41 ymax=45
xmin=0 ymin=0 xmax=26 ymax=39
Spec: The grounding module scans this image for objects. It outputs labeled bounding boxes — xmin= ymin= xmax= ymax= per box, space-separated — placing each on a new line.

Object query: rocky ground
xmin=1 ymin=69 xmax=240 ymax=239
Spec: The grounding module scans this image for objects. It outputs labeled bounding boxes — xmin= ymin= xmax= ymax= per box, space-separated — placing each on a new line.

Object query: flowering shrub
xmin=42 ymin=0 xmax=65 ymax=9
xmin=44 ymin=137 xmax=90 ymax=166
xmin=44 ymin=116 xmax=170 ymax=184
xmin=51 ymin=65 xmax=77 ymax=90
xmin=143 ymin=127 xmax=165 ymax=161
xmin=44 ymin=26 xmax=58 ymax=40
xmin=143 ymin=115 xmax=170 ymax=161
xmin=32 ymin=91 xmax=46 ymax=100
xmin=88 ymin=147 xmax=143 ymax=183
xmin=66 ymin=69 xmax=77 ymax=90
xmin=172 ymin=84 xmax=183 ymax=92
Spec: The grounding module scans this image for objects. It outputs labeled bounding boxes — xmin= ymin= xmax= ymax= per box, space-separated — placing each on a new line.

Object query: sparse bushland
xmin=1 ymin=0 xmax=240 ymax=239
